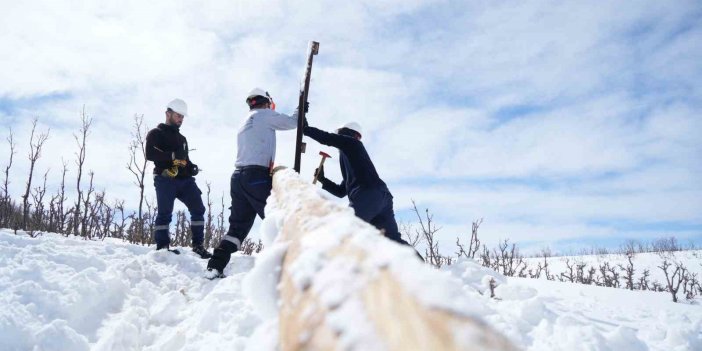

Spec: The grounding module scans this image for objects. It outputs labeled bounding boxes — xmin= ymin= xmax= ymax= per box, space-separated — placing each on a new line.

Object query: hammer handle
xmin=312 ymin=157 xmax=328 ymax=184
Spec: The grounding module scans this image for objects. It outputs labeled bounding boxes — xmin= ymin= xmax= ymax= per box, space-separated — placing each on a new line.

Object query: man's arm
xmin=303 ymin=126 xmax=355 ymax=151
xmin=145 ymin=129 xmax=173 ymax=163
xmin=315 ymin=162 xmax=347 ymax=198
xmin=265 ymin=109 xmax=298 ymax=130
xmin=320 ymin=178 xmax=346 ymax=198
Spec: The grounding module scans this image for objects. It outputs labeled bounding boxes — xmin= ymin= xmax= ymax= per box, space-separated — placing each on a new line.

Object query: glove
xmin=314 ymin=166 xmax=325 ymax=181
xmin=188 ymin=163 xmax=200 ymax=176
xmin=173 ymin=159 xmax=187 ymax=167
xmin=304 ymin=101 xmax=309 ymax=113
xmin=303 ymin=116 xmax=309 ymax=128
xmin=162 ymin=166 xmax=178 ymax=178
xmin=271 ymin=165 xmax=287 ymax=175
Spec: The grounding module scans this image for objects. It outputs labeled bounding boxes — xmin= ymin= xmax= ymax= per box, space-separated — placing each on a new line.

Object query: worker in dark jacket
xmin=145 ymin=98 xmax=211 ymax=259
xmin=304 ymin=122 xmax=415 ymax=250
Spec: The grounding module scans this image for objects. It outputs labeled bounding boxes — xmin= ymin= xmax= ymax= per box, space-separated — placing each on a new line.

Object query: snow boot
xmin=156 ymin=243 xmax=181 ymax=255
xmin=192 ymin=245 xmax=213 ymax=259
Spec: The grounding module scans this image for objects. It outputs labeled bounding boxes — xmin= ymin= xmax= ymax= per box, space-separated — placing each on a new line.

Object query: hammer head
xmin=319 ymin=151 xmax=331 ymax=159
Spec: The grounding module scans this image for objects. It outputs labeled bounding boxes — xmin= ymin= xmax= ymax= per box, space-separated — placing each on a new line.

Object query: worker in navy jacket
xmin=304 ymin=121 xmax=415 ymax=250
xmin=145 ymin=98 xmax=211 ymax=259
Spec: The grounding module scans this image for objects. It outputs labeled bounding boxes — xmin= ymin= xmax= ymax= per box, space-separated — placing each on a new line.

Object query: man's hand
xmin=173 ymin=159 xmax=187 ymax=167
xmin=188 ymin=163 xmax=200 ymax=176
xmin=314 ymin=166 xmax=325 ymax=181
xmin=304 ymin=101 xmax=309 ymax=113
xmin=303 ymin=116 xmax=309 ymax=128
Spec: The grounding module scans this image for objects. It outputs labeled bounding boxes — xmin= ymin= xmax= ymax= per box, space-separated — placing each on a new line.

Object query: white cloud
xmin=0 ymin=0 xmax=700 ymax=250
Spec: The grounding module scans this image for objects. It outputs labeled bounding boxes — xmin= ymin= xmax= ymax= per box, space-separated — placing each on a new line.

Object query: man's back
xmin=235 ymin=108 xmax=297 ymax=168
xmin=304 ymin=126 xmax=386 ymax=197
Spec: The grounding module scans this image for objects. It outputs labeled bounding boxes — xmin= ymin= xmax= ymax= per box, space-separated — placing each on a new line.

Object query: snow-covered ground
xmin=1 ymin=229 xmax=701 ymax=350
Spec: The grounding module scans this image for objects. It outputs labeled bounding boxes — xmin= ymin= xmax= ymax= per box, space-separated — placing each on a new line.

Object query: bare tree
xmin=411 ymin=200 xmax=443 ymax=267
xmin=127 ymin=114 xmax=148 ymax=242
xmin=54 ymin=160 xmax=69 ymax=234
xmin=143 ymin=197 xmax=157 ymax=245
xmin=652 ymin=236 xmax=680 ymax=254
xmin=399 ymin=220 xmax=422 ymax=248
xmin=30 ymin=169 xmax=50 ymax=230
xmin=73 ymin=106 xmax=92 ymax=235
xmin=204 ymin=182 xmax=215 ymax=248
xmin=79 ymin=171 xmax=95 ymax=237
xmin=2 ymin=128 xmax=16 ymax=201
xmin=0 ymin=128 xmax=17 ymax=228
xmin=172 ymin=210 xmax=190 ymax=246
xmin=21 ymin=118 xmax=50 ymax=230
xmin=457 ymin=218 xmax=482 ymax=259
xmin=113 ymin=199 xmax=128 ymax=239
xmin=618 ymin=239 xmax=638 ymax=255
xmin=211 ymin=193 xmax=226 ymax=247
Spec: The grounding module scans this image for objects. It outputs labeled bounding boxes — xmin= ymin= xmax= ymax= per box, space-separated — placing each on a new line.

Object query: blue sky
xmin=1 ymin=0 xmax=700 ymax=254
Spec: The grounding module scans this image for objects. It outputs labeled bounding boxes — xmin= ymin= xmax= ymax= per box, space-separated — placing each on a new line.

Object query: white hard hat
xmin=338 ymin=122 xmax=363 ymax=137
xmin=167 ymin=98 xmax=188 ymax=116
xmin=246 ymin=88 xmax=271 ymax=102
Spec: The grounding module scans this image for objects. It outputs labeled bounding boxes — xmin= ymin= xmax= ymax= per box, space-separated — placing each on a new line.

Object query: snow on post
xmin=268 ymin=168 xmax=515 ymax=351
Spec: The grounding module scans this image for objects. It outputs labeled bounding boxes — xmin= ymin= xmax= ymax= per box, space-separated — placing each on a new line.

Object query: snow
xmin=524 ymin=250 xmax=702 ymax=285
xmin=1 ymin=224 xmax=701 ymax=350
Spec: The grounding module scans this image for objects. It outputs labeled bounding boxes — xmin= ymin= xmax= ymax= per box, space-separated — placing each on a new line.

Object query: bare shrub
xmin=652 ymin=236 xmax=680 ymax=254
xmin=240 ymin=238 xmax=264 ymax=255
xmin=399 ymin=220 xmax=422 ymax=248
xmin=658 ymin=260 xmax=685 ymax=302
xmin=456 ymin=218 xmax=482 ymax=259
xmin=410 ymin=200 xmax=449 ymax=268
xmin=559 ymin=258 xmax=576 ymax=283
xmin=637 ymin=269 xmax=651 ymax=290
xmin=618 ymin=252 xmax=636 ymax=290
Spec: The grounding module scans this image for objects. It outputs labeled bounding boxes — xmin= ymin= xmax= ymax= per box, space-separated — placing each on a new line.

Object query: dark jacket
xmin=145 ymin=123 xmax=195 ymax=178
xmin=303 ymin=126 xmax=386 ymax=198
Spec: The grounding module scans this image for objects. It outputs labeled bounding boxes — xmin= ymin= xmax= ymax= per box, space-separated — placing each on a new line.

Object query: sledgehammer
xmin=312 ymin=151 xmax=331 ymax=184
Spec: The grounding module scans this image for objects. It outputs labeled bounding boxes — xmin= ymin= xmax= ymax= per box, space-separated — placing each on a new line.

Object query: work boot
xmin=156 ymin=243 xmax=181 ymax=255
xmin=192 ymin=245 xmax=212 ymax=259
xmin=204 ymin=268 xmax=226 ymax=280
xmin=207 ymin=240 xmax=237 ymax=270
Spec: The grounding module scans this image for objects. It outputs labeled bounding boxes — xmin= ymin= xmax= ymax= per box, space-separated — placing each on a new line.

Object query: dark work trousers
xmin=208 ymin=167 xmax=271 ymax=272
xmin=350 ymin=187 xmax=409 ymax=245
xmin=351 ymin=187 xmax=423 ymax=261
xmin=153 ymin=175 xmax=206 ymax=247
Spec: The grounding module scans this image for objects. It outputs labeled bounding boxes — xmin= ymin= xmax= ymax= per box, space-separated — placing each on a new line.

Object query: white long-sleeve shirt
xmin=235 ymin=108 xmax=298 ymax=168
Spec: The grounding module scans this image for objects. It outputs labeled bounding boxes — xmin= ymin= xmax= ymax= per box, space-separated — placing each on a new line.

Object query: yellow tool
xmin=162 ymin=166 xmax=178 ymax=178
xmin=162 ymin=160 xmax=186 ymax=178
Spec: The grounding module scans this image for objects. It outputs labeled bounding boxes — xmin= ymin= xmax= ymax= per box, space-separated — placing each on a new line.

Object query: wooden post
xmin=271 ymin=169 xmax=516 ymax=351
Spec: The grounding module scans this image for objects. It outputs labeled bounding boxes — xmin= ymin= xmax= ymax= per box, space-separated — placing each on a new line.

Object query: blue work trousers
xmin=153 ymin=175 xmax=206 ymax=247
